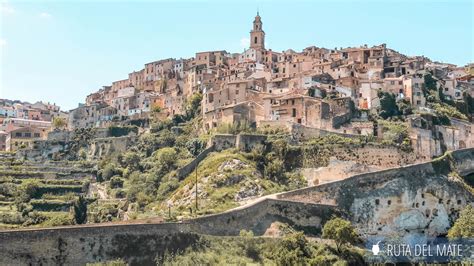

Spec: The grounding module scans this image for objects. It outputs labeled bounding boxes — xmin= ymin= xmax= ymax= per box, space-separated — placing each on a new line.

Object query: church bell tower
xmin=250 ymin=12 xmax=265 ymax=50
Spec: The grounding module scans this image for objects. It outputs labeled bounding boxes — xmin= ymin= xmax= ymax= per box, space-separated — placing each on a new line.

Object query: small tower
xmin=250 ymin=12 xmax=265 ymax=50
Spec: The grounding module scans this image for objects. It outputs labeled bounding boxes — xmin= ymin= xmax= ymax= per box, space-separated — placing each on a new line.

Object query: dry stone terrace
xmin=0 ymin=152 xmax=95 ymax=229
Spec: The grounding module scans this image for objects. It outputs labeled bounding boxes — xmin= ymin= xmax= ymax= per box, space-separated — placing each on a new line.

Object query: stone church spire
xmin=250 ymin=12 xmax=265 ymax=50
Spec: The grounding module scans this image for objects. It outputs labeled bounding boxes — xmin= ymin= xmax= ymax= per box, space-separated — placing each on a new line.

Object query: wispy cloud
xmin=0 ymin=2 xmax=15 ymax=14
xmin=39 ymin=12 xmax=52 ymax=19
xmin=240 ymin=37 xmax=250 ymax=49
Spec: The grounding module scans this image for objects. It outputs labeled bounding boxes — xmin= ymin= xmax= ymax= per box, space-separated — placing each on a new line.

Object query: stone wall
xmin=211 ymin=134 xmax=268 ymax=152
xmin=0 ymin=199 xmax=335 ymax=265
xmin=88 ymin=136 xmax=136 ymax=160
xmin=301 ymin=145 xmax=418 ymax=169
xmin=278 ymin=148 xmax=474 ymax=237
xmin=301 ymin=157 xmax=383 ymax=186
xmin=236 ymin=133 xmax=267 ymax=152
xmin=210 ymin=134 xmax=237 ymax=151
xmin=291 ymin=123 xmax=361 ymax=141
xmin=47 ymin=130 xmax=72 ymax=142
xmin=176 ymin=146 xmax=215 ymax=180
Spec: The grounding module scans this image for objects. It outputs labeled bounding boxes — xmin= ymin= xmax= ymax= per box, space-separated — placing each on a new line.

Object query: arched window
xmin=254 ymin=36 xmax=258 ymax=44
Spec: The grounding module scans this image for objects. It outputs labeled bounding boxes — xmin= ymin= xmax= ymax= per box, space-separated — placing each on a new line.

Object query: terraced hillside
xmin=0 ymin=152 xmax=95 ymax=229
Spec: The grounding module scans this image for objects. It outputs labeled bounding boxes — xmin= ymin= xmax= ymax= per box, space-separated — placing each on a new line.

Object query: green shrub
xmin=99 ymin=163 xmax=119 ymax=181
xmin=42 ymin=213 xmax=74 ymax=227
xmin=448 ymin=205 xmax=474 ymax=238
xmin=30 ymin=199 xmax=71 ymax=212
xmin=154 ymin=147 xmax=178 ymax=171
xmin=157 ymin=129 xmax=176 ymax=147
xmin=109 ymin=176 xmax=124 ymax=189
xmin=0 ymin=212 xmax=25 ymax=224
xmin=121 ymin=151 xmax=141 ymax=172
xmin=322 ymin=217 xmax=359 ymax=253
xmin=112 ymin=189 xmax=127 ymax=199
xmin=265 ymin=232 xmax=312 ymax=265
xmin=431 ymin=103 xmax=468 ymax=121
xmin=186 ymin=138 xmax=206 ymax=156
xmin=108 ymin=126 xmax=138 ymax=137
xmin=18 ymin=180 xmax=41 ymax=201
xmin=156 ymin=178 xmax=179 ymax=200
xmin=264 ymin=156 xmax=285 ymax=182
xmin=23 ymin=211 xmax=46 ymax=226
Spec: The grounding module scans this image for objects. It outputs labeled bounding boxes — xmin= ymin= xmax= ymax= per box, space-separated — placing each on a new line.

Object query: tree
xmin=448 ymin=205 xmax=474 ymax=239
xmin=424 ymin=73 xmax=437 ymax=91
xmin=99 ymin=163 xmax=117 ymax=181
xmin=397 ymin=98 xmax=413 ymax=116
xmin=270 ymin=232 xmax=312 ymax=265
xmin=154 ymin=147 xmax=177 ymax=171
xmin=264 ymin=157 xmax=285 ymax=182
xmin=122 ymin=151 xmax=141 ymax=172
xmin=322 ymin=217 xmax=358 ymax=253
xmin=73 ymin=195 xmax=87 ymax=224
xmin=52 ymin=117 xmax=66 ymax=129
xmin=185 ymin=92 xmax=203 ymax=119
xmin=378 ymin=91 xmax=399 ymax=119
xmin=186 ymin=138 xmax=206 ymax=156
xmin=18 ymin=180 xmax=41 ymax=202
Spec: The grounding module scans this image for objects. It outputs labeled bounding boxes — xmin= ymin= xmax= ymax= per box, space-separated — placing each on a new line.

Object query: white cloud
xmin=240 ymin=37 xmax=250 ymax=49
xmin=39 ymin=12 xmax=52 ymax=19
xmin=0 ymin=2 xmax=15 ymax=14
xmin=0 ymin=39 xmax=6 ymax=46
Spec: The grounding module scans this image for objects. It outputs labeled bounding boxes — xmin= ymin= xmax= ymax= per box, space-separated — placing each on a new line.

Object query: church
xmin=239 ymin=12 xmax=266 ymax=64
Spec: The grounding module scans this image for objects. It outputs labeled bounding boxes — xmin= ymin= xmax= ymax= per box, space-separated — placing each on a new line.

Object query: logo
xmin=372 ymin=241 xmax=381 ymax=255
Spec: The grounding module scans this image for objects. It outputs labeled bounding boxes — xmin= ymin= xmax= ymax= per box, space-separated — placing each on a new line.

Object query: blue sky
xmin=1 ymin=0 xmax=473 ymax=111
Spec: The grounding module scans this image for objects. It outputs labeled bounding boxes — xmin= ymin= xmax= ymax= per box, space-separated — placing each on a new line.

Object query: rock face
xmin=349 ymin=175 xmax=469 ymax=236
xmin=278 ymin=148 xmax=474 ymax=237
xmin=234 ymin=180 xmax=263 ymax=201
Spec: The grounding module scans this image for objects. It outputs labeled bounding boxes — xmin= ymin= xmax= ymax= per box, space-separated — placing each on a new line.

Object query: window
xmin=291 ymin=99 xmax=295 ymax=105
xmin=292 ymin=108 xmax=296 ymax=117
xmin=390 ymin=81 xmax=395 ymax=85
xmin=24 ymin=132 xmax=31 ymax=137
xmin=15 ymin=132 xmax=22 ymax=137
xmin=254 ymin=36 xmax=258 ymax=44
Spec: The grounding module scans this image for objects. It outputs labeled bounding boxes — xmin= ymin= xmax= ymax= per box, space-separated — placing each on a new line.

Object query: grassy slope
xmin=161 ymin=149 xmax=287 ymax=217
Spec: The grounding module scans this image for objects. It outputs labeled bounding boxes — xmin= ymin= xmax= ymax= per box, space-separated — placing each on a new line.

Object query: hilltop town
xmin=0 ymin=13 xmax=473 ymax=265
xmin=1 ymin=13 xmax=473 ymax=157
